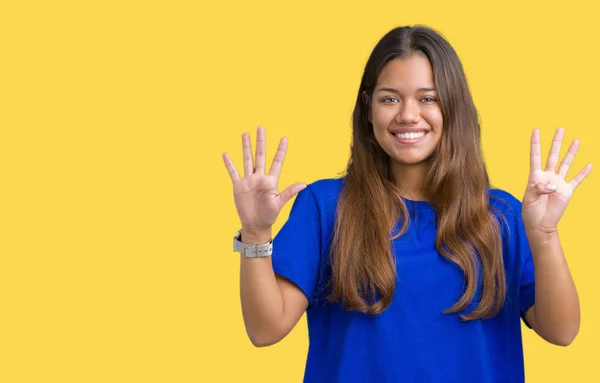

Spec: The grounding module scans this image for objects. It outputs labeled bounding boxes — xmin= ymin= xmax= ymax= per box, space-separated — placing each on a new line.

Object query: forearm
xmin=527 ymin=229 xmax=580 ymax=345
xmin=239 ymin=228 xmax=285 ymax=346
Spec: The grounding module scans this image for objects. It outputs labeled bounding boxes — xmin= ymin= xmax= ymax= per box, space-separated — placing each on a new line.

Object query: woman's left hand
xmin=522 ymin=128 xmax=592 ymax=235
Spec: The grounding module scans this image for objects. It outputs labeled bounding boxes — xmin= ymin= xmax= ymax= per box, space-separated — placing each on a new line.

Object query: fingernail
xmin=546 ymin=184 xmax=557 ymax=191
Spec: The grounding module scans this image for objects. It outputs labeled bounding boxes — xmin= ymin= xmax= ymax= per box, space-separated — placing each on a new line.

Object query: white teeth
xmin=394 ymin=131 xmax=426 ymax=139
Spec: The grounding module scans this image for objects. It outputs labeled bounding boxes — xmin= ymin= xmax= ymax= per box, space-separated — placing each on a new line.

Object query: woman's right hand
xmin=222 ymin=126 xmax=307 ymax=233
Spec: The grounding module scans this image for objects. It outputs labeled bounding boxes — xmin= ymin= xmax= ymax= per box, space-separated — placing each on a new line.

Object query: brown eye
xmin=382 ymin=97 xmax=399 ymax=103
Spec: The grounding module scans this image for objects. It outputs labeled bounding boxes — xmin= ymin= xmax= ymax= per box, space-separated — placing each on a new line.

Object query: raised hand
xmin=222 ymin=126 xmax=307 ymax=232
xmin=522 ymin=128 xmax=593 ymax=234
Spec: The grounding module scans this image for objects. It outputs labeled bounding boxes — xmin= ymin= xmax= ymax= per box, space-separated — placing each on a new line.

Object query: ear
xmin=362 ymin=91 xmax=372 ymax=123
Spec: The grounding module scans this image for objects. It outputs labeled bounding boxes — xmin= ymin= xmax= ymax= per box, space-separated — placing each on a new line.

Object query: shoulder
xmin=306 ymin=177 xmax=345 ymax=194
xmin=487 ymin=188 xmax=528 ymax=245
xmin=303 ymin=177 xmax=345 ymax=206
xmin=488 ymin=188 xmax=523 ymax=220
xmin=291 ymin=177 xmax=345 ymax=225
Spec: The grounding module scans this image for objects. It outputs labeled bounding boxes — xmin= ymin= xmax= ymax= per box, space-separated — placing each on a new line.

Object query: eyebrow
xmin=375 ymin=87 xmax=436 ymax=93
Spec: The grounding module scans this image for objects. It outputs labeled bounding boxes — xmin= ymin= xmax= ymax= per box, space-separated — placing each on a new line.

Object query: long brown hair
xmin=328 ymin=25 xmax=506 ymax=320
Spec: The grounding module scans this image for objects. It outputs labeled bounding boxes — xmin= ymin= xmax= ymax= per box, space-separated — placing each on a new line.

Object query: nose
xmin=395 ymin=99 xmax=420 ymax=125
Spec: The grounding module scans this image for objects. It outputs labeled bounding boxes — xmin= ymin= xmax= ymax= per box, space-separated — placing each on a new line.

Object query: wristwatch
xmin=233 ymin=229 xmax=273 ymax=258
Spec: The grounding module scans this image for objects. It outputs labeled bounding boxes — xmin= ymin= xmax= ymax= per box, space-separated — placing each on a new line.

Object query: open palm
xmin=222 ymin=127 xmax=306 ymax=231
xmin=522 ymin=128 xmax=592 ymax=233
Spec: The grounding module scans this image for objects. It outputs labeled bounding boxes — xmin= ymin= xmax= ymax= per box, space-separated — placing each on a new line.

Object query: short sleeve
xmin=515 ymin=213 xmax=536 ymax=328
xmin=495 ymin=190 xmax=536 ymax=328
xmin=272 ymin=185 xmax=322 ymax=305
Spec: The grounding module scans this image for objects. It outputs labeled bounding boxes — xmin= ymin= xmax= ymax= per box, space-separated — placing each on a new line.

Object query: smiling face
xmin=367 ymin=54 xmax=443 ymax=175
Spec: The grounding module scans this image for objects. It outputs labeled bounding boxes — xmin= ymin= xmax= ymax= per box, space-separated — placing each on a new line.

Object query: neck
xmin=390 ymin=162 xmax=429 ymax=201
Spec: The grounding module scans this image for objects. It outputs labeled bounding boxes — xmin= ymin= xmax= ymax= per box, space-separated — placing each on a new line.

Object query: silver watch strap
xmin=233 ymin=230 xmax=273 ymax=258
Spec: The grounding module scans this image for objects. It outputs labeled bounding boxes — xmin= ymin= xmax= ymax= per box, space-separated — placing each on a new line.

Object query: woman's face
xmin=368 ymin=55 xmax=444 ymax=170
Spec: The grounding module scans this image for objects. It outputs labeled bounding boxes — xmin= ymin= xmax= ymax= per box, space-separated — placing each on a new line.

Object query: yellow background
xmin=1 ymin=0 xmax=598 ymax=382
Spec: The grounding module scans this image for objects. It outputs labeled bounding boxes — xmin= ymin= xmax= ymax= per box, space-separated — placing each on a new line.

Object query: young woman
xmin=222 ymin=25 xmax=592 ymax=382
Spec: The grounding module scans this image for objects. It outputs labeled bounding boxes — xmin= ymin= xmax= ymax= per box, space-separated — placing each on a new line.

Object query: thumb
xmin=277 ymin=183 xmax=307 ymax=208
xmin=525 ymin=182 xmax=557 ymax=202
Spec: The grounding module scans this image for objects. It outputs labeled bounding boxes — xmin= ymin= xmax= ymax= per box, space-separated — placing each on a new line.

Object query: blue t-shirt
xmin=271 ymin=177 xmax=535 ymax=383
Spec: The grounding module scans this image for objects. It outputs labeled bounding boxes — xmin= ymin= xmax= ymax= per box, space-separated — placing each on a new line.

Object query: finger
xmin=569 ymin=164 xmax=593 ymax=191
xmin=530 ymin=128 xmax=542 ymax=172
xmin=242 ymin=132 xmax=254 ymax=177
xmin=545 ymin=127 xmax=564 ymax=172
xmin=557 ymin=139 xmax=580 ymax=178
xmin=269 ymin=137 xmax=288 ymax=179
xmin=222 ymin=152 xmax=240 ymax=182
xmin=255 ymin=126 xmax=267 ymax=174
xmin=277 ymin=183 xmax=307 ymax=209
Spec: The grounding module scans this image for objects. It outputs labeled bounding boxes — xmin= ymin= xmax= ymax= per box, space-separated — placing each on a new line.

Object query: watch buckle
xmin=244 ymin=246 xmax=258 ymax=258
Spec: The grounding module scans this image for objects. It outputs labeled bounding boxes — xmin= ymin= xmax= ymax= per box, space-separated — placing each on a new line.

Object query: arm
xmin=239 ymin=228 xmax=308 ymax=347
xmin=222 ymin=126 xmax=309 ymax=347
xmin=524 ymin=230 xmax=579 ymax=346
xmin=522 ymin=127 xmax=592 ymax=346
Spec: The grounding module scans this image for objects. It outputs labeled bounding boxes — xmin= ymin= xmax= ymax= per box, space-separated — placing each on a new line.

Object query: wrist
xmin=526 ymin=226 xmax=559 ymax=242
xmin=526 ymin=228 xmax=561 ymax=254
xmin=241 ymin=226 xmax=272 ymax=244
